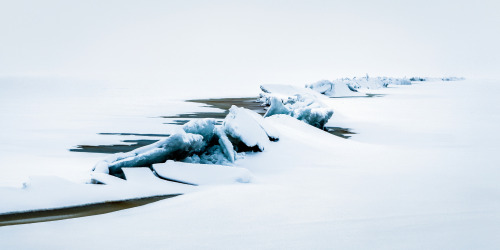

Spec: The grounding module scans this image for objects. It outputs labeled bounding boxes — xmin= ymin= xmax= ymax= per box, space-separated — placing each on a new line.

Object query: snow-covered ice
xmin=223 ymin=105 xmax=272 ymax=151
xmin=1 ymin=79 xmax=500 ymax=249
xmin=306 ymin=79 xmax=365 ymax=97
xmin=333 ymin=75 xmax=411 ymax=91
xmin=214 ymin=126 xmax=236 ymax=163
xmin=153 ymin=160 xmax=253 ymax=185
xmin=260 ymin=84 xmax=334 ymax=129
xmin=94 ymin=132 xmax=205 ymax=177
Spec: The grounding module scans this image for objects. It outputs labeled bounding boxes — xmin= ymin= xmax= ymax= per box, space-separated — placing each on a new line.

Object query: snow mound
xmin=153 ymin=161 xmax=253 ymax=185
xmin=260 ymin=85 xmax=334 ymax=129
xmin=223 ymin=106 xmax=271 ymax=151
xmin=243 ymin=107 xmax=280 ymax=141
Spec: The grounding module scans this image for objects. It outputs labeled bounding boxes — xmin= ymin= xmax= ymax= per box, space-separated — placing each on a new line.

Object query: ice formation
xmin=259 ymin=84 xmax=334 ymax=129
xmin=215 ymin=126 xmax=236 ymax=163
xmin=94 ymin=133 xmax=205 ymax=178
xmin=306 ymin=79 xmax=363 ymax=97
xmin=264 ymin=97 xmax=290 ymax=116
xmin=409 ymin=76 xmax=465 ymax=82
xmin=93 ymin=106 xmax=279 ymax=178
xmin=324 ymin=75 xmax=412 ymax=90
xmin=182 ymin=118 xmax=216 ymax=146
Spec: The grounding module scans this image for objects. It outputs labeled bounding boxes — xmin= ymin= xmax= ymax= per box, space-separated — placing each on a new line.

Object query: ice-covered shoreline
xmin=3 ymin=77 xmax=500 ymax=250
xmin=2 ymin=78 xmax=499 ymax=249
xmin=0 ymin=76 xmax=467 ymax=215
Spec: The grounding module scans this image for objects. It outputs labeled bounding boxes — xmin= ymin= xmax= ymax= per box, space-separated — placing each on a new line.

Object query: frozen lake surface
xmin=1 ymin=78 xmax=499 ymax=249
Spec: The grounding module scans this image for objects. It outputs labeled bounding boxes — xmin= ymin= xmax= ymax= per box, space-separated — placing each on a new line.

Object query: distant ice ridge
xmin=334 ymin=75 xmax=411 ymax=90
xmin=305 ymin=76 xmax=413 ymax=97
xmin=93 ymin=106 xmax=279 ymax=178
xmin=409 ymin=76 xmax=465 ymax=82
xmin=259 ymin=84 xmax=334 ymax=129
xmin=307 ymin=76 xmax=464 ymax=96
xmin=305 ymin=79 xmax=364 ymax=97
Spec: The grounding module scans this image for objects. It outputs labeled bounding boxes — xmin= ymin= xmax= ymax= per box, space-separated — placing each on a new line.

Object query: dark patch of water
xmin=329 ymin=93 xmax=385 ymax=99
xmin=324 ymin=127 xmax=356 ymax=139
xmin=0 ymin=195 xmax=178 ymax=227
xmin=70 ymin=139 xmax=158 ymax=154
xmin=98 ymin=133 xmax=170 ymax=137
xmin=160 ymin=97 xmax=267 ymax=122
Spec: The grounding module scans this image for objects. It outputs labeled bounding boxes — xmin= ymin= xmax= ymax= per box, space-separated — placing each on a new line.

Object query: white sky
xmin=1 ymin=0 xmax=499 ymax=86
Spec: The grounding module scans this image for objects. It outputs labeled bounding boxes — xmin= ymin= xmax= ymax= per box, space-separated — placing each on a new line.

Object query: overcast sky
xmin=1 ymin=0 xmax=499 ymax=86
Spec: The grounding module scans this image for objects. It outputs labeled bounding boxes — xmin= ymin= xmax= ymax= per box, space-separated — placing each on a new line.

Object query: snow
xmin=122 ymin=167 xmax=194 ymax=194
xmin=90 ymin=172 xmax=126 ymax=185
xmin=0 ymin=174 xmax=194 ymax=214
xmin=0 ymin=76 xmax=266 ymax=186
xmin=153 ymin=160 xmax=253 ymax=185
xmin=223 ymin=106 xmax=271 ymax=151
xmin=1 ymin=79 xmax=500 ymax=249
xmin=260 ymin=84 xmax=323 ymax=100
xmin=241 ymin=107 xmax=280 ymax=141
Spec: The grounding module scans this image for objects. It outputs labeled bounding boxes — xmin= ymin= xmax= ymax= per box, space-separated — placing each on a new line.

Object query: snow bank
xmin=260 ymin=84 xmax=334 ymax=129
